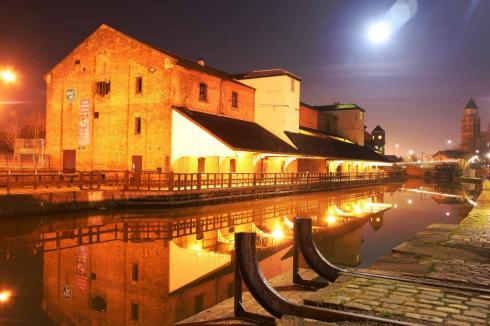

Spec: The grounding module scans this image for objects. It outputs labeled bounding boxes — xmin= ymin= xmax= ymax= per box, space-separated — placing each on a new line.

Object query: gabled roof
xmin=285 ymin=132 xmax=390 ymax=163
xmin=314 ymin=103 xmax=365 ymax=113
xmin=233 ymin=68 xmax=301 ymax=81
xmin=433 ymin=150 xmax=466 ymax=159
xmin=372 ymin=125 xmax=384 ymax=132
xmin=466 ymin=98 xmax=478 ymax=109
xmin=46 ymin=24 xmax=254 ymax=90
xmin=174 ymin=107 xmax=298 ymax=154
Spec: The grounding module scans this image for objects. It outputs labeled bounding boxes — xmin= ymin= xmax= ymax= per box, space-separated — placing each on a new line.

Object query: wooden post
xmin=197 ymin=173 xmax=202 ymax=190
xmin=158 ymin=172 xmax=161 ymax=191
xmin=79 ymin=172 xmax=83 ymax=190
xmin=124 ymin=170 xmax=129 ymax=191
xmin=6 ymin=171 xmax=10 ymax=194
xmin=97 ymin=171 xmax=101 ymax=190
xmin=57 ymin=171 xmax=61 ymax=189
xmin=228 ymin=173 xmax=232 ymax=188
xmin=253 ymin=173 xmax=256 ymax=187
xmin=33 ymin=171 xmax=38 ymax=190
xmin=90 ymin=172 xmax=94 ymax=190
xmin=168 ymin=172 xmax=174 ymax=191
xmin=147 ymin=172 xmax=151 ymax=191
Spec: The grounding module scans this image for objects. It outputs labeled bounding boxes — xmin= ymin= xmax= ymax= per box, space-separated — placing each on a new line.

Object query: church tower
xmin=461 ymin=98 xmax=480 ymax=152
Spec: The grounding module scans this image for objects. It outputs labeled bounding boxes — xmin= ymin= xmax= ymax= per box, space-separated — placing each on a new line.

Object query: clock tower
xmin=371 ymin=125 xmax=385 ymax=155
xmin=461 ymin=98 xmax=480 ymax=152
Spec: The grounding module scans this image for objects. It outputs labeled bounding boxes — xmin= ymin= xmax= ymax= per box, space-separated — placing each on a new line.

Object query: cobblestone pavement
xmin=178 ymin=185 xmax=490 ymax=325
xmin=305 ymin=275 xmax=490 ymax=325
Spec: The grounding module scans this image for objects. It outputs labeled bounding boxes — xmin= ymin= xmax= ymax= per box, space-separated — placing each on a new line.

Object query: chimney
xmin=196 ymin=58 xmax=205 ymax=66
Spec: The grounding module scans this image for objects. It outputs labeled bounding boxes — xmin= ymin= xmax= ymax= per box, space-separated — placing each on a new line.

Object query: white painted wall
xmin=238 ymin=75 xmax=299 ymax=146
xmin=171 ymin=109 xmax=235 ymax=164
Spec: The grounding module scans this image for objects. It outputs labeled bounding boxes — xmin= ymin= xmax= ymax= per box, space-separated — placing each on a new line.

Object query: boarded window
xmin=135 ymin=117 xmax=141 ymax=135
xmin=132 ymin=263 xmax=139 ymax=281
xmin=231 ymin=92 xmax=238 ymax=108
xmin=199 ymin=83 xmax=207 ymax=101
xmin=136 ymin=76 xmax=143 ymax=94
xmin=95 ymin=81 xmax=111 ymax=96
xmin=131 ymin=303 xmax=139 ymax=321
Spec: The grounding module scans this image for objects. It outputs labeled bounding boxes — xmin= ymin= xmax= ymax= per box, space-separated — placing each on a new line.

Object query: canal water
xmin=0 ymin=180 xmax=478 ymax=325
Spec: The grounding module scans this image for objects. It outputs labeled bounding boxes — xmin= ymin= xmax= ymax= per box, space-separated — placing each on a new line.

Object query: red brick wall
xmin=299 ymin=104 xmax=318 ymax=129
xmin=45 ymin=25 xmax=255 ymax=171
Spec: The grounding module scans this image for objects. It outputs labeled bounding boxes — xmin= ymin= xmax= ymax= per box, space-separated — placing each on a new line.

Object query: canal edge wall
xmin=0 ymin=179 xmax=401 ymax=217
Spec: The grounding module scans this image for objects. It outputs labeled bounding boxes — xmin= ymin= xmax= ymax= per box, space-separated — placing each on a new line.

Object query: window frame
xmin=135 ymin=117 xmax=142 ymax=135
xmin=135 ymin=76 xmax=143 ymax=94
xmin=231 ymin=91 xmax=238 ymax=109
xmin=199 ymin=83 xmax=208 ymax=102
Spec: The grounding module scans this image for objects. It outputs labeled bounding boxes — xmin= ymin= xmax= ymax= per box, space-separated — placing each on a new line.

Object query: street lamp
xmin=0 ymin=70 xmax=17 ymax=84
xmin=408 ymin=150 xmax=414 ymax=162
xmin=447 ymin=139 xmax=452 ymax=145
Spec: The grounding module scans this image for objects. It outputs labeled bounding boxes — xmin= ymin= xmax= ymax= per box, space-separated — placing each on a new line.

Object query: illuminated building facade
xmin=45 ymin=25 xmax=389 ymax=173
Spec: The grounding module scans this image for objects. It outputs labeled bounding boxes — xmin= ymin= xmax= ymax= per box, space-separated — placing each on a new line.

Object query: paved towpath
xmin=178 ymin=183 xmax=490 ymax=325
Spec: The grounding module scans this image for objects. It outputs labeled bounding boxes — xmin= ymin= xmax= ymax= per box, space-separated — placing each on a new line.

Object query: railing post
xmin=57 ymin=171 xmax=61 ymax=189
xmin=158 ymin=172 xmax=162 ymax=191
xmin=197 ymin=173 xmax=202 ymax=190
xmin=90 ymin=172 xmax=94 ymax=190
xmin=168 ymin=172 xmax=174 ymax=191
xmin=253 ymin=173 xmax=256 ymax=187
xmin=124 ymin=170 xmax=129 ymax=191
xmin=97 ymin=172 xmax=102 ymax=190
xmin=228 ymin=173 xmax=232 ymax=188
xmin=6 ymin=171 xmax=11 ymax=194
xmin=34 ymin=171 xmax=38 ymax=190
xmin=79 ymin=172 xmax=83 ymax=190
xmin=147 ymin=172 xmax=151 ymax=191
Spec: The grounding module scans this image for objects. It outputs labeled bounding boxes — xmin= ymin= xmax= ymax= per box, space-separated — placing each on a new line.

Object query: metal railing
xmin=0 ymin=170 xmax=397 ymax=194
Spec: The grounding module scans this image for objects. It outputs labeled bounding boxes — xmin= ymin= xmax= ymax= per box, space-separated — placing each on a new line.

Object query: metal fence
xmin=0 ymin=154 xmax=50 ymax=169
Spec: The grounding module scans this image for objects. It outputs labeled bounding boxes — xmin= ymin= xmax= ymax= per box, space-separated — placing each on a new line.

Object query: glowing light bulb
xmin=0 ymin=290 xmax=11 ymax=303
xmin=271 ymin=227 xmax=284 ymax=240
xmin=407 ymin=199 xmax=413 ymax=205
xmin=326 ymin=215 xmax=337 ymax=224
xmin=445 ymin=212 xmax=450 ymax=216
xmin=0 ymin=70 xmax=16 ymax=83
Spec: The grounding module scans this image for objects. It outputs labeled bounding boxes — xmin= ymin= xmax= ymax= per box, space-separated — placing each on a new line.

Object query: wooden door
xmin=63 ymin=150 xmax=76 ymax=173
xmin=132 ymin=156 xmax=143 ymax=172
xmin=198 ymin=157 xmax=205 ymax=173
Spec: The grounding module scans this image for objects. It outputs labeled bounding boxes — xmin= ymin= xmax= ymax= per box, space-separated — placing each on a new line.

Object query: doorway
xmin=63 ymin=150 xmax=76 ymax=173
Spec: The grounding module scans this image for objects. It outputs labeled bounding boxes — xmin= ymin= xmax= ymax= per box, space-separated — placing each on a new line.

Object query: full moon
xmin=368 ymin=21 xmax=392 ymax=44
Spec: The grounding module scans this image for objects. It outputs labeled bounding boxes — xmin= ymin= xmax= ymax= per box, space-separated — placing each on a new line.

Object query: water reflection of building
xmin=36 ymin=186 xmax=391 ymax=325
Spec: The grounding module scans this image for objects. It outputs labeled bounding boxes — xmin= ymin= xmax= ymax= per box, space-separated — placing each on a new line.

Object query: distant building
xmin=365 ymin=125 xmax=385 ymax=155
xmin=432 ymin=150 xmax=466 ymax=163
xmin=460 ymin=98 xmax=490 ymax=153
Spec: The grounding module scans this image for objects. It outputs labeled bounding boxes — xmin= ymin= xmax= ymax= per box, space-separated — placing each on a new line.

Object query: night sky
xmin=1 ymin=0 xmax=489 ymax=155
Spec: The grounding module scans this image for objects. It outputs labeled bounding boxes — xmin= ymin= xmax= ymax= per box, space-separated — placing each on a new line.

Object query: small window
xmin=199 ymin=83 xmax=207 ymax=102
xmin=135 ymin=117 xmax=141 ymax=135
xmin=230 ymin=159 xmax=236 ymax=173
xmin=95 ymin=81 xmax=111 ymax=96
xmin=75 ymin=59 xmax=80 ymax=65
xmin=291 ymin=78 xmax=295 ymax=92
xmin=94 ymin=112 xmax=99 ymax=119
xmin=131 ymin=303 xmax=139 ymax=321
xmin=194 ymin=293 xmax=204 ymax=313
xmin=136 ymin=76 xmax=143 ymax=94
xmin=231 ymin=92 xmax=238 ymax=108
xmin=90 ymin=273 xmax=97 ymax=280
xmin=132 ymin=263 xmax=139 ymax=281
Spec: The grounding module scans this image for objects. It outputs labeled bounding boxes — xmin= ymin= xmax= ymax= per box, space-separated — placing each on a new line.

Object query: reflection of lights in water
xmin=326 ymin=215 xmax=337 ymax=224
xmin=271 ymin=227 xmax=284 ymax=240
xmin=407 ymin=199 xmax=413 ymax=205
xmin=404 ymin=188 xmax=461 ymax=198
xmin=191 ymin=242 xmax=202 ymax=252
xmin=0 ymin=290 xmax=11 ymax=303
xmin=445 ymin=212 xmax=451 ymax=216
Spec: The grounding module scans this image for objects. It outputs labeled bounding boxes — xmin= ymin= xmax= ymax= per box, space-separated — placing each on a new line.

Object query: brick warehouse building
xmin=45 ymin=24 xmax=389 ymax=173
